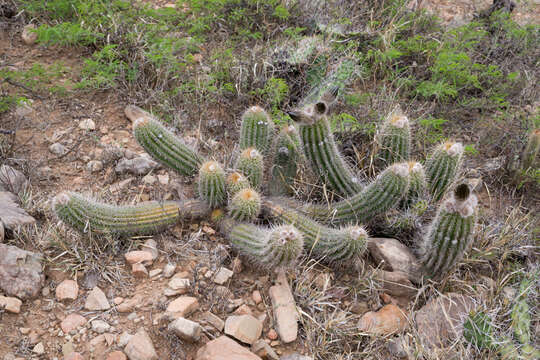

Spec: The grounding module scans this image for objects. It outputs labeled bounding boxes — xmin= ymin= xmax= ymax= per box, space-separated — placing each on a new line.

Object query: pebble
xmin=0 ymin=295 xmax=22 ymax=313
xmin=79 ymin=119 xmax=96 ymax=131
xmin=124 ymin=328 xmax=158 ymax=360
xmin=200 ymin=311 xmax=225 ymax=332
xmin=269 ymin=271 xmax=298 ymax=343
xmin=91 ymin=320 xmax=110 ymax=334
xmin=84 ymin=287 xmax=110 ymax=311
xmin=87 ymin=160 xmax=103 ymax=173
xmin=117 ymin=331 xmax=132 ymax=348
xmin=224 ymin=315 xmax=263 ymax=345
xmin=61 ymin=313 xmax=87 ymax=333
xmin=252 ymin=339 xmax=279 ymax=360
xmin=149 ymin=269 xmax=162 ymax=278
xmin=132 ymin=263 xmax=148 ymax=278
xmin=357 ymin=304 xmax=408 ymax=335
xmin=32 ymin=342 xmax=44 ymax=355
xmin=168 ymin=278 xmax=190 ymax=292
xmin=162 ymin=263 xmax=176 ymax=278
xmin=213 ymin=267 xmax=233 ymax=285
xmin=22 ymin=24 xmax=37 ymax=45
xmin=168 ymin=317 xmax=202 ymax=342
xmin=252 ymin=290 xmax=262 ymax=305
xmin=55 ymin=280 xmax=79 ymax=301
xmin=195 ymin=335 xmax=261 ymax=360
xmin=266 ymin=329 xmax=278 ymax=341
xmin=141 ymin=239 xmax=159 ymax=260
xmin=166 ymin=296 xmax=199 ymax=319
xmin=49 ymin=143 xmax=67 ymax=156
xmin=125 ymin=251 xmax=154 ymax=265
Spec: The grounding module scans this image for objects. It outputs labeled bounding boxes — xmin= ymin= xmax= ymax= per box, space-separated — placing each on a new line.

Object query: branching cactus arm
xmin=425 ymin=141 xmax=464 ymax=202
xmin=239 ymin=106 xmax=274 ymax=153
xmin=374 ymin=106 xmax=411 ymax=167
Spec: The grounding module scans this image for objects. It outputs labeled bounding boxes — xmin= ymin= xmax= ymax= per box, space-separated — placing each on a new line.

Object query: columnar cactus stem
xmin=53 ymin=192 xmax=180 ymax=236
xmin=230 ymin=223 xmax=304 ymax=269
xmin=226 ymin=172 xmax=250 ymax=196
xmin=133 ymin=117 xmax=204 ymax=176
xmin=239 ymin=106 xmax=274 ymax=153
xmin=374 ymin=106 xmax=411 ymax=167
xmin=425 ymin=141 xmax=464 ymax=202
xmin=228 ymin=188 xmax=261 ymax=221
xmin=262 ymin=200 xmax=368 ymax=263
xmin=521 ymin=128 xmax=540 ymax=171
xmin=420 ymin=184 xmax=477 ymax=279
xmin=235 ymin=147 xmax=264 ymax=188
xmin=269 ymin=125 xmax=300 ymax=196
xmin=290 ymin=102 xmax=363 ymax=197
xmin=303 ymin=163 xmax=410 ymax=225
xmin=198 ymin=161 xmax=227 ymax=208
xmin=401 ymin=161 xmax=427 ymax=208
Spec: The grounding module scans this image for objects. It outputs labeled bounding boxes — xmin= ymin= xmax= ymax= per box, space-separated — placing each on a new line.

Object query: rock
xmin=87 ymin=160 xmax=103 ymax=173
xmin=166 ymin=296 xmax=199 ymax=318
xmin=234 ymin=304 xmax=253 ymax=316
xmin=252 ymin=340 xmax=279 ymax=360
xmin=0 ymin=192 xmax=36 ymax=230
xmin=115 ymin=156 xmax=158 ymax=176
xmin=168 ymin=278 xmax=190 ymax=292
xmin=65 ymin=352 xmax=84 ymax=360
xmin=200 ymin=311 xmax=225 ymax=331
xmin=279 ymin=354 xmax=313 ymax=360
xmin=374 ymin=270 xmax=418 ymax=300
xmin=132 ymin=263 xmax=148 ymax=278
xmin=91 ymin=319 xmax=111 ymax=334
xmin=89 ymin=334 xmax=108 ymax=356
xmin=116 ymin=296 xmax=139 ymax=313
xmin=124 ymin=328 xmax=158 ymax=360
xmin=415 ymin=293 xmax=476 ymax=348
xmin=79 ymin=119 xmax=96 ymax=131
xmin=61 ymin=313 xmax=87 ymax=333
xmin=141 ymin=239 xmax=159 ymax=260
xmin=168 ymin=317 xmax=202 ymax=342
xmin=149 ymin=269 xmax=162 ymax=278
xmin=22 ymin=24 xmax=37 ymax=45
xmin=357 ymin=304 xmax=408 ymax=335
xmin=0 ymin=295 xmax=22 ymax=313
xmin=0 ymin=244 xmax=43 ymax=299
xmin=55 ymin=280 xmax=79 ymax=301
xmin=213 ymin=267 xmax=233 ymax=285
xmin=266 ymin=329 xmax=278 ymax=341
xmin=269 ymin=270 xmax=298 ymax=343
xmin=142 ymin=174 xmax=156 ymax=184
xmin=118 ymin=331 xmax=133 ymax=347
xmin=0 ymin=165 xmax=28 ymax=194
xmin=84 ymin=287 xmax=111 ymax=311
xmin=368 ymin=238 xmax=421 ymax=281
xmin=195 ymin=335 xmax=262 ymax=360
xmin=107 ymin=351 xmax=127 ymax=360
xmin=33 ymin=342 xmax=45 ymax=354
xmin=252 ymin=290 xmax=262 ymax=305
xmin=49 ymin=142 xmax=67 ymax=156
xmin=157 ymin=174 xmax=169 ymax=185
xmin=162 ymin=263 xmax=176 ymax=278
xmin=386 ymin=336 xmax=409 ymax=358
xmin=224 ymin=315 xmax=263 ymax=345
xmin=125 ymin=251 xmax=154 ymax=265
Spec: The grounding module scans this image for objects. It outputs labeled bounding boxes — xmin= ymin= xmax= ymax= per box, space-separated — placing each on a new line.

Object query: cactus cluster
xmin=53 ymin=97 xmax=476 ymax=280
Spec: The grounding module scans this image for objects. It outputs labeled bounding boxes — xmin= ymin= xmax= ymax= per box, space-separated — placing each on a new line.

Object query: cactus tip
xmin=390 ymin=113 xmax=408 ymax=128
xmin=238 ymin=188 xmax=259 ymax=201
xmin=408 ymin=161 xmax=422 ymax=173
xmin=202 ymin=160 xmax=219 ymax=173
xmin=391 ymin=163 xmax=410 ymax=178
xmin=133 ymin=117 xmax=149 ymax=128
xmin=443 ymin=141 xmax=463 ymax=156
xmin=53 ymin=192 xmax=71 ymax=207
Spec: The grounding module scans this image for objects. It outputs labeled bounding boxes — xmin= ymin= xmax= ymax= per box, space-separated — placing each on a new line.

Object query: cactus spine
xmin=239 ymin=106 xmax=274 ymax=153
xmin=230 ymin=223 xmax=304 ymax=269
xmin=262 ymin=200 xmax=368 ymax=263
xmin=198 ymin=161 xmax=227 ymax=208
xmin=521 ymin=128 xmax=540 ymax=171
xmin=304 ymin=163 xmax=410 ymax=225
xmin=292 ymin=102 xmax=363 ymax=197
xmin=425 ymin=141 xmax=464 ymax=202
xmin=53 ymin=192 xmax=179 ymax=235
xmin=229 ymin=188 xmax=261 ymax=222
xmin=235 ymin=147 xmax=264 ymax=188
xmin=420 ymin=184 xmax=477 ymax=279
xmin=133 ymin=117 xmax=204 ymax=176
xmin=226 ymin=172 xmax=250 ymax=196
xmin=269 ymin=125 xmax=300 ymax=196
xmin=375 ymin=106 xmax=411 ymax=167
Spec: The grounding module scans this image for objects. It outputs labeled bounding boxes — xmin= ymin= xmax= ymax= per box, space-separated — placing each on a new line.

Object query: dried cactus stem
xmin=425 ymin=141 xmax=464 ymax=202
xmin=239 ymin=106 xmax=274 ymax=153
xmin=53 ymin=192 xmax=179 ymax=236
xmin=198 ymin=161 xmax=227 ymax=208
xmin=235 ymin=148 xmax=264 ymax=188
xmin=133 ymin=117 xmax=204 ymax=176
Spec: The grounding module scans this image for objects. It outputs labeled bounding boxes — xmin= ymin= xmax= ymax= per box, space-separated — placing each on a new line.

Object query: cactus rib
xmin=198 ymin=161 xmax=227 ymax=208
xmin=269 ymin=125 xmax=300 ymax=196
xmin=229 ymin=188 xmax=261 ymax=221
xmin=425 ymin=141 xmax=464 ymax=202
xmin=239 ymin=106 xmax=274 ymax=153
xmin=235 ymin=147 xmax=264 ymax=188
xmin=375 ymin=106 xmax=411 ymax=166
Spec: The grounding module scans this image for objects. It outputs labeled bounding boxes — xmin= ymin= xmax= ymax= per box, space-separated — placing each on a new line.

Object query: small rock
xmin=117 ymin=297 xmax=139 ymax=313
xmin=19 ymin=327 xmax=31 ymax=335
xmin=84 ymin=287 xmax=110 ymax=311
xmin=252 ymin=339 xmax=279 ymax=360
xmin=368 ymin=238 xmax=421 ymax=281
xmin=0 ymin=295 xmax=22 ymax=313
xmin=166 ymin=296 xmax=199 ymax=318
xmin=252 ymin=290 xmax=262 ymax=305
xmin=141 ymin=239 xmax=159 ymax=260
xmin=32 ymin=342 xmax=45 ymax=355
xmin=0 ymin=165 xmax=28 ymax=194
xmin=358 ymin=304 xmax=408 ymax=335
xmin=386 ymin=336 xmax=409 ymax=358
xmin=115 ymin=156 xmax=158 ymax=176
xmin=114 ymin=297 xmax=124 ymax=305
xmin=374 ymin=270 xmax=418 ymax=300
xmin=266 ymin=329 xmax=278 ymax=341
xmin=200 ymin=311 xmax=224 ymax=331
xmin=195 ymin=335 xmax=261 ymax=360
xmin=162 ymin=263 xmax=176 ymax=278
xmin=118 ymin=331 xmax=133 ymax=348
xmin=107 ymin=351 xmax=127 ymax=360
xmin=234 ymin=304 xmax=253 ymax=316
xmin=269 ymin=271 xmax=298 ymax=343
xmin=168 ymin=317 xmax=202 ymax=342
xmin=124 ymin=328 xmax=158 ymax=360
xmin=168 ymin=278 xmax=190 ymax=292
xmin=65 ymin=353 xmax=84 ymax=360
xmin=132 ymin=263 xmax=148 ymax=278
xmin=0 ymin=244 xmax=43 ymax=299
xmin=79 ymin=119 xmax=96 ymax=131
xmin=91 ymin=320 xmax=110 ymax=334
xmin=149 ymin=269 xmax=162 ymax=278
xmin=224 ymin=315 xmax=263 ymax=345
xmin=213 ymin=267 xmax=233 ymax=285
xmin=49 ymin=143 xmax=67 ymax=156
xmin=142 ymin=174 xmax=156 ymax=185
xmin=87 ymin=160 xmax=103 ymax=173
xmin=157 ymin=174 xmax=169 ymax=185
xmin=125 ymin=251 xmax=154 ymax=265
xmin=22 ymin=24 xmax=37 ymax=45
xmin=55 ymin=280 xmax=79 ymax=301
xmin=61 ymin=313 xmax=87 ymax=333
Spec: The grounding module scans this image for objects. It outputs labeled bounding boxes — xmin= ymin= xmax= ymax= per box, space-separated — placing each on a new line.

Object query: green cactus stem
xmin=425 ymin=141 xmax=464 ymax=202
xmin=235 ymin=147 xmax=264 ymax=188
xmin=53 ymin=192 xmax=180 ymax=236
xmin=230 ymin=223 xmax=304 ymax=269
xmin=198 ymin=161 xmax=227 ymax=208
xmin=290 ymin=102 xmax=363 ymax=197
xmin=269 ymin=125 xmax=300 ymax=196
xmin=226 ymin=171 xmax=250 ymax=196
xmin=374 ymin=106 xmax=411 ymax=167
xmin=239 ymin=106 xmax=274 ymax=153
xmin=401 ymin=161 xmax=427 ymax=208
xmin=133 ymin=117 xmax=204 ymax=176
xmin=228 ymin=188 xmax=261 ymax=222
xmin=303 ymin=162 xmax=410 ymax=225
xmin=420 ymin=184 xmax=477 ymax=279
xmin=262 ymin=200 xmax=368 ymax=263
xmin=521 ymin=128 xmax=540 ymax=171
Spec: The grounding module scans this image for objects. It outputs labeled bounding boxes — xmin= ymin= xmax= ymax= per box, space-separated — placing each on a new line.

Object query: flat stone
xmin=84 ymin=287 xmax=111 ymax=311
xmin=55 ymin=280 xmax=79 ymax=301
xmin=124 ymin=328 xmax=158 ymax=360
xmin=117 ymin=296 xmax=139 ymax=313
xmin=91 ymin=319 xmax=110 ymax=334
xmin=368 ymin=238 xmax=421 ymax=282
xmin=269 ymin=271 xmax=298 ymax=343
xmin=251 ymin=340 xmax=279 ymax=360
xmin=125 ymin=251 xmax=154 ymax=265
xmin=0 ymin=244 xmax=43 ymax=299
xmin=141 ymin=239 xmax=159 ymax=260
xmin=213 ymin=267 xmax=233 ymax=285
xmin=374 ymin=270 xmax=418 ymax=300
xmin=0 ymin=295 xmax=22 ymax=313
xmin=166 ymin=296 xmax=199 ymax=318
xmin=195 ymin=335 xmax=261 ymax=360
xmin=32 ymin=342 xmax=44 ymax=354
xmin=132 ymin=263 xmax=148 ymax=278
xmin=0 ymin=192 xmax=36 ymax=230
xmin=107 ymin=351 xmax=127 ymax=360
xmin=358 ymin=304 xmax=408 ymax=335
xmin=415 ymin=293 xmax=476 ymax=348
xmin=149 ymin=269 xmax=162 ymax=278
xmin=200 ymin=311 xmax=224 ymax=331
xmin=168 ymin=277 xmax=190 ymax=292
xmin=79 ymin=119 xmax=96 ymax=131
xmin=61 ymin=313 xmax=87 ymax=333
xmin=168 ymin=317 xmax=202 ymax=342
xmin=225 ymin=315 xmax=263 ymax=345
